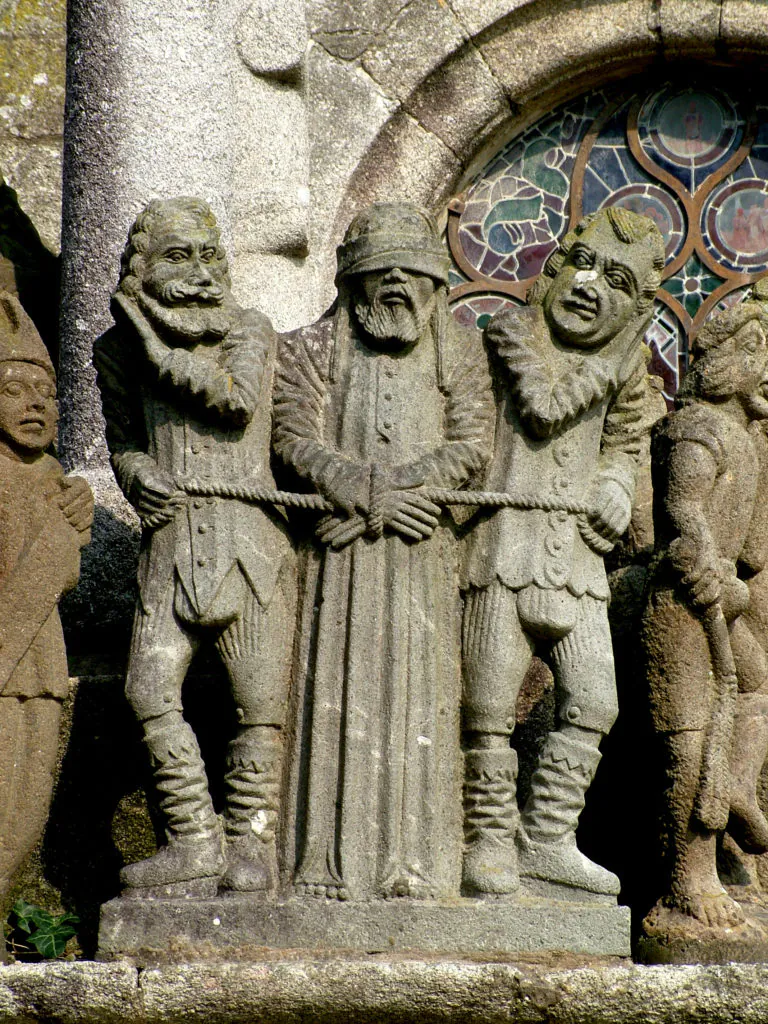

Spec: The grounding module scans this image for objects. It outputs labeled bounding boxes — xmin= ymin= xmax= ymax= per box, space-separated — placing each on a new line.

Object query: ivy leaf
xmin=10 ymin=901 xmax=51 ymax=935
xmin=26 ymin=918 xmax=78 ymax=959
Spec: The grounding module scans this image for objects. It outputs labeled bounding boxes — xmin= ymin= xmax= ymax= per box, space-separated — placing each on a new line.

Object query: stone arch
xmin=336 ymin=0 xmax=768 ymax=244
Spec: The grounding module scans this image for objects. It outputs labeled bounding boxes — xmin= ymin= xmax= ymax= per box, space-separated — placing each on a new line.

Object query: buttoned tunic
xmin=464 ymin=305 xmax=645 ymax=614
xmin=95 ymin=310 xmax=292 ymax=620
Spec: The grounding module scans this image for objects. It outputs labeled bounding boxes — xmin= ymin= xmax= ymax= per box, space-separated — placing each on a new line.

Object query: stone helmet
xmin=336 ymin=202 xmax=450 ymax=284
xmin=0 ymin=292 xmax=54 ymax=378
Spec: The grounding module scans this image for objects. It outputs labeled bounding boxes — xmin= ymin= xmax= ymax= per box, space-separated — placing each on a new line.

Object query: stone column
xmin=59 ymin=0 xmax=309 ymax=647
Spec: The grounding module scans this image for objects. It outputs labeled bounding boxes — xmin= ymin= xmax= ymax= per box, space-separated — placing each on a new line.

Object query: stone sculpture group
xmin=6 ymin=188 xmax=768 ymax=963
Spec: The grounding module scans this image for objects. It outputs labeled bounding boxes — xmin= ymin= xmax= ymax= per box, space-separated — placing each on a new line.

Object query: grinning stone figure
xmin=642 ymin=292 xmax=768 ymax=945
xmin=274 ymin=202 xmax=494 ymax=900
xmin=462 ymin=207 xmax=665 ymax=898
xmin=94 ymin=197 xmax=294 ymax=896
xmin=0 ymin=294 xmax=92 ymax=903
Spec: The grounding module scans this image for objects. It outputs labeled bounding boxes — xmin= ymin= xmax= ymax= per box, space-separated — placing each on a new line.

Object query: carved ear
xmin=0 ymin=294 xmax=19 ymax=333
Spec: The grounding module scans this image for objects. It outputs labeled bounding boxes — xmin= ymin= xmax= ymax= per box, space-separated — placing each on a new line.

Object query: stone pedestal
xmin=97 ymin=893 xmax=630 ymax=963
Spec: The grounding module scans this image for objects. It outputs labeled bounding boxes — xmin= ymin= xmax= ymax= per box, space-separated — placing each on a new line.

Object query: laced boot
xmin=728 ymin=693 xmax=768 ymax=854
xmin=220 ymin=725 xmax=281 ymax=894
xmin=462 ymin=746 xmax=520 ymax=896
xmin=121 ymin=712 xmax=224 ymax=893
xmin=519 ymin=730 xmax=619 ymax=896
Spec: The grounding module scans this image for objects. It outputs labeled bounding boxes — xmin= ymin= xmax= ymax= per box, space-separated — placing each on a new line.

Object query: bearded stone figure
xmin=461 ymin=207 xmax=665 ymax=900
xmin=641 ymin=288 xmax=768 ymax=955
xmin=274 ymin=202 xmax=494 ymax=900
xmin=94 ymin=197 xmax=295 ymax=897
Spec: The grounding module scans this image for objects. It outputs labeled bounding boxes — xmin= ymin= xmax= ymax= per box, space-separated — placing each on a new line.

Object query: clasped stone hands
xmin=131 ymin=463 xmax=187 ymax=528
xmin=316 ymin=461 xmax=441 ymax=549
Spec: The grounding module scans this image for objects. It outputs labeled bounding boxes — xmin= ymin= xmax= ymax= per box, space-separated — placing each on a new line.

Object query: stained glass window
xmin=447 ymin=83 xmax=768 ymax=404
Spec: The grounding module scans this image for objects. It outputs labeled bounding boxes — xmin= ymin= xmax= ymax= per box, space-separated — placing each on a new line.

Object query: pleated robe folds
xmin=275 ymin=312 xmax=493 ymax=899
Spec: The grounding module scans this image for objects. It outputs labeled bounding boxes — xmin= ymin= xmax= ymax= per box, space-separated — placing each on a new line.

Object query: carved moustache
xmin=137 ymin=288 xmax=232 ymax=343
xmin=161 ymin=280 xmax=225 ymax=306
xmin=355 ymin=282 xmax=429 ymax=345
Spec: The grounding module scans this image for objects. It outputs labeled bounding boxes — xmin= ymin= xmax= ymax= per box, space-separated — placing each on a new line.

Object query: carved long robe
xmin=274 ymin=313 xmax=493 ymax=898
xmin=0 ymin=453 xmax=85 ymax=698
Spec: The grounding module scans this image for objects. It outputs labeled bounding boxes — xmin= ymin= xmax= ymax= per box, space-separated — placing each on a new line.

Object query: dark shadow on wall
xmin=0 ymin=181 xmax=61 ymax=366
xmin=60 ymin=505 xmax=140 ymax=662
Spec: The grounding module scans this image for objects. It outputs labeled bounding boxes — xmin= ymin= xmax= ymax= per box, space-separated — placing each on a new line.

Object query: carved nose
xmin=573 ymin=280 xmax=598 ymax=300
xmin=189 ymin=258 xmax=213 ymax=285
xmin=384 ymin=267 xmax=408 ymax=282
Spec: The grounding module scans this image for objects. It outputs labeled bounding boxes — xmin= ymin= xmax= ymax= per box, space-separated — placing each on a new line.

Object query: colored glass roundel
xmin=447 ymin=83 xmax=768 ymax=403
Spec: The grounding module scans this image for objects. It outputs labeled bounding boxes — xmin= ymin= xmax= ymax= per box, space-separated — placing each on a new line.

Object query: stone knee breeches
xmin=126 ymin=570 xmax=295 ymax=727
xmin=549 ymin=593 xmax=618 ymax=735
xmin=462 ymin=582 xmax=617 ymax=736
xmin=462 ymin=582 xmax=535 ymax=734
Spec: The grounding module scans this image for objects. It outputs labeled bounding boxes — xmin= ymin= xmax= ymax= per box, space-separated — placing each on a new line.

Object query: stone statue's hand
xmin=386 ymin=462 xmax=427 ymax=490
xmin=58 ymin=475 xmax=94 ymax=533
xmin=131 ymin=464 xmax=186 ymax=524
xmin=670 ymin=535 xmax=722 ymax=609
xmin=585 ymin=477 xmax=631 ymax=544
xmin=378 ymin=490 xmax=441 ymax=541
xmin=320 ymin=464 xmax=370 ymax=516
xmin=720 ymin=572 xmax=750 ymax=622
xmin=316 ymin=513 xmax=367 ymax=549
xmin=112 ymin=291 xmax=169 ymax=367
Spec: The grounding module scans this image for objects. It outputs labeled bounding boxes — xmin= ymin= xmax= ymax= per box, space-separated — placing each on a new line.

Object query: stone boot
xmin=462 ymin=746 xmax=520 ymax=896
xmin=519 ymin=730 xmax=619 ymax=896
xmin=728 ymin=693 xmax=768 ymax=854
xmin=121 ymin=712 xmax=225 ymax=892
xmin=220 ymin=726 xmax=281 ymax=894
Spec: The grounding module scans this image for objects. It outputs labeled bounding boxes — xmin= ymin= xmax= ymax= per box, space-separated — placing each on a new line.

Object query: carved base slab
xmin=637 ymin=899 xmax=768 ymax=965
xmin=97 ymin=893 xmax=630 ymax=963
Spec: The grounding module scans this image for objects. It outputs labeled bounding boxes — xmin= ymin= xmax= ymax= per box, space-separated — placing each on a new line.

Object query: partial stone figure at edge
xmin=461 ymin=207 xmax=665 ymax=900
xmin=0 ymin=294 xmax=92 ymax=905
xmin=274 ymin=202 xmax=494 ymax=900
xmin=642 ymin=283 xmax=768 ymax=946
xmin=94 ymin=197 xmax=294 ymax=897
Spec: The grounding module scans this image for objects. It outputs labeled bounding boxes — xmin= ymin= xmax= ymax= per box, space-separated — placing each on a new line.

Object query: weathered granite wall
xmin=6 ymin=0 xmax=768 ymax=987
xmin=58 ymin=0 xmax=768 ymax=655
xmin=0 ymin=0 xmax=63 ymax=363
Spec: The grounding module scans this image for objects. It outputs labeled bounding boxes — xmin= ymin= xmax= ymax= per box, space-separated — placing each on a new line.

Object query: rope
xmin=174 ymin=476 xmax=594 ymax=517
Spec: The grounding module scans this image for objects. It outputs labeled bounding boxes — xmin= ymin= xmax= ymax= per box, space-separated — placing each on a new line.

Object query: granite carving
xmin=274 ymin=202 xmax=494 ymax=900
xmin=94 ymin=197 xmax=294 ymax=897
xmin=641 ymin=288 xmax=768 ymax=954
xmin=462 ymin=207 xmax=665 ymax=899
xmin=0 ymin=293 xmax=92 ymax=904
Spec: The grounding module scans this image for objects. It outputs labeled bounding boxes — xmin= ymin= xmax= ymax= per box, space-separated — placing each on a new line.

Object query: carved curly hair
xmin=528 ymin=206 xmax=666 ymax=312
xmin=117 ymin=196 xmax=231 ymax=298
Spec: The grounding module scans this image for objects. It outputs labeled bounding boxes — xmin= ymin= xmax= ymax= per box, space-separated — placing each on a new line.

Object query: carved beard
xmin=354 ymin=287 xmax=431 ymax=349
xmin=136 ymin=282 xmax=232 ymax=345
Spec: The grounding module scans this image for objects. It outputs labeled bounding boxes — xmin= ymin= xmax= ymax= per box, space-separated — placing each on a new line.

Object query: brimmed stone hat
xmin=336 ymin=202 xmax=451 ymax=283
xmin=0 ymin=293 xmax=54 ymax=377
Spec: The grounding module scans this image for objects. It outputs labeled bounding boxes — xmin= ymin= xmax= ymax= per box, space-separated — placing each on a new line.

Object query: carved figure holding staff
xmin=642 ymin=290 xmax=768 ymax=942
xmin=274 ymin=202 xmax=494 ymax=900
xmin=462 ymin=207 xmax=665 ymax=899
xmin=95 ymin=197 xmax=294 ymax=897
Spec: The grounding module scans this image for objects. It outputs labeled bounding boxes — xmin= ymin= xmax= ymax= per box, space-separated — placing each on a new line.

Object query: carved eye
xmin=164 ymin=250 xmax=188 ymax=263
xmin=606 ymin=271 xmax=631 ymax=293
xmin=1 ymin=382 xmax=22 ymax=397
xmin=571 ymin=248 xmax=592 ymax=269
xmin=200 ymin=248 xmax=217 ymax=263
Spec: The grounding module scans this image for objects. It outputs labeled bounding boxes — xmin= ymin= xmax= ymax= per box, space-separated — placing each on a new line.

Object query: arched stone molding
xmin=307 ymin=0 xmax=768 ymax=309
